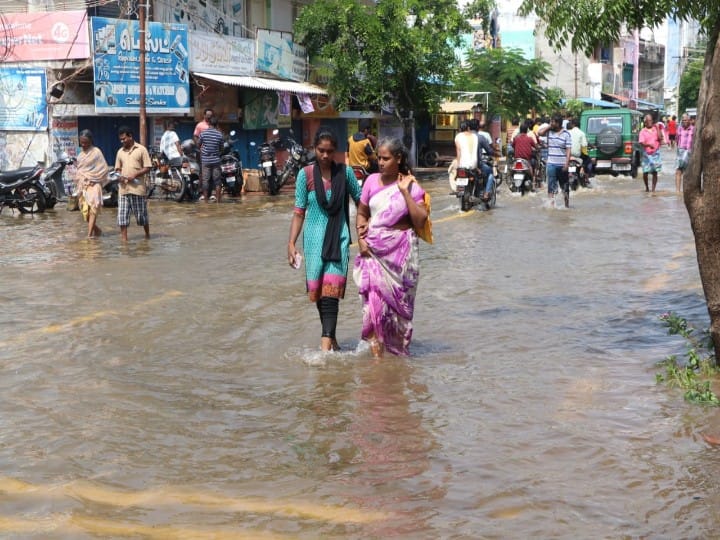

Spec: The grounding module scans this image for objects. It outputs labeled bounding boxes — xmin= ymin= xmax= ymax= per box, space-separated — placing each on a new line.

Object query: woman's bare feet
xmin=369 ymin=338 xmax=384 ymax=358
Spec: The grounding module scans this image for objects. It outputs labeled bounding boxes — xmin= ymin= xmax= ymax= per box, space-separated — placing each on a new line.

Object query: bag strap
xmin=303 ymin=164 xmax=314 ymax=188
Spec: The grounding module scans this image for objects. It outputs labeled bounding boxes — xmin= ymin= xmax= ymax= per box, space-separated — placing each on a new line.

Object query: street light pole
xmin=138 ymin=1 xmax=147 ymax=146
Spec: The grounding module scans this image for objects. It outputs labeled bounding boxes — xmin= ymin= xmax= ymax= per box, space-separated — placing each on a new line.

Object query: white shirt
xmin=569 ymin=127 xmax=588 ymax=157
xmin=455 ymin=132 xmax=478 ymax=169
xmin=160 ymin=129 xmax=181 ymax=160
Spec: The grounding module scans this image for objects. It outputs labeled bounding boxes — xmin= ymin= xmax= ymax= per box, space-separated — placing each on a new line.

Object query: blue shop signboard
xmin=90 ymin=17 xmax=190 ymax=114
xmin=0 ymin=68 xmax=48 ymax=131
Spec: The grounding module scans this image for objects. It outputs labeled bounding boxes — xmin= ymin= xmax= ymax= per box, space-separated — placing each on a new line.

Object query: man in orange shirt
xmin=345 ymin=120 xmax=378 ymax=173
xmin=193 ymin=108 xmax=214 ymax=144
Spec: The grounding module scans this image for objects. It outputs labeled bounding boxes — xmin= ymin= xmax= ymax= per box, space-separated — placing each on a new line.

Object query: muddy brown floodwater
xmin=2 ymin=154 xmax=720 ymax=538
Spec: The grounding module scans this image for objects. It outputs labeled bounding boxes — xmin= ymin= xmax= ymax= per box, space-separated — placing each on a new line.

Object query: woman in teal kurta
xmin=288 ymin=127 xmax=362 ymax=352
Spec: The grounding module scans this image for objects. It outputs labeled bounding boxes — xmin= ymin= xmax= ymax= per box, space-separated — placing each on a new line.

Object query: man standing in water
xmin=198 ymin=116 xmax=225 ymax=202
xmin=674 ymin=113 xmax=694 ymax=193
xmin=639 ymin=114 xmax=663 ymax=192
xmin=115 ymin=126 xmax=152 ymax=241
xmin=539 ymin=114 xmax=571 ymax=207
xmin=193 ymin=108 xmax=213 ymax=144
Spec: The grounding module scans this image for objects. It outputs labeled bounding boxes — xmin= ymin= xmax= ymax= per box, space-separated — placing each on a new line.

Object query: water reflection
xmin=303 ymin=356 xmax=440 ymax=537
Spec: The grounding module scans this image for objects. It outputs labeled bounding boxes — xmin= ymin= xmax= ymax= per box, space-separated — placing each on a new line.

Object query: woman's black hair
xmin=313 ymin=126 xmax=338 ymax=149
xmin=377 ymin=137 xmax=411 ymax=174
xmin=79 ymin=129 xmax=94 ymax=142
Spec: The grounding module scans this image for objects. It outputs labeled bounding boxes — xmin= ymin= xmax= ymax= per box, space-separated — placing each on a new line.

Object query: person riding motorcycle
xmin=470 ymin=119 xmax=496 ymax=202
xmin=345 ymin=119 xmax=378 ymax=173
xmin=513 ymin=122 xmax=538 ymax=178
xmin=567 ymin=118 xmax=594 ymax=180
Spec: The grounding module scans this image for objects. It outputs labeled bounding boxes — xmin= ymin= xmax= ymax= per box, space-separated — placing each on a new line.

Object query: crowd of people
xmin=67 ymin=109 xmax=694 ymax=358
xmin=502 ymin=111 xmax=695 ymax=199
xmin=639 ymin=112 xmax=695 ymax=193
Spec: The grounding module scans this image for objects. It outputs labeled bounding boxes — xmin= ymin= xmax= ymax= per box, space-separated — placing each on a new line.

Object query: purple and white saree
xmin=353 ymin=175 xmax=425 ymax=356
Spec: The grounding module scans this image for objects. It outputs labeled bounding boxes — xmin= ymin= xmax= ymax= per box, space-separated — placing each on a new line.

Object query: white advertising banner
xmin=189 ymin=31 xmax=255 ymax=75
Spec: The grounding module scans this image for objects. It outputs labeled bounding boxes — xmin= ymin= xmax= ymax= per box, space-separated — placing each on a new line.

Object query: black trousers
xmin=316 ymin=297 xmax=339 ymax=338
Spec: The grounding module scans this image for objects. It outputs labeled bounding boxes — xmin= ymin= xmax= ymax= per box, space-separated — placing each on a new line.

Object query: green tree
xmin=678 ymin=57 xmax=702 ymax=114
xmin=293 ymin=0 xmax=471 ymax=117
xmin=539 ymin=87 xmax=566 ymax=116
xmin=519 ymin=0 xmax=720 ymax=361
xmin=564 ymin=98 xmax=586 ymax=119
xmin=453 ymin=47 xmax=551 ymax=120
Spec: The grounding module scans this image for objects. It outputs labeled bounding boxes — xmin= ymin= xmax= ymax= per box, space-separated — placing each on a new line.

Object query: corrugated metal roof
xmin=193 ymin=73 xmax=327 ymax=95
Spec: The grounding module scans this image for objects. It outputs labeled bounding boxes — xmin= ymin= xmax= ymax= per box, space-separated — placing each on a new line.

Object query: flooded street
xmin=2 ymin=156 xmax=720 ymax=538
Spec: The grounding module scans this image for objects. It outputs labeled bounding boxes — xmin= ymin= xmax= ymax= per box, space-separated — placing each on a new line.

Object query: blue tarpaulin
xmin=578 ymin=97 xmax=621 ymax=109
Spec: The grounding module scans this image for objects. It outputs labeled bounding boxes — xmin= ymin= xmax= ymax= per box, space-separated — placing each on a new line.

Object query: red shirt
xmin=513 ymin=133 xmax=536 ymax=161
xmin=668 ymin=119 xmax=677 ymax=136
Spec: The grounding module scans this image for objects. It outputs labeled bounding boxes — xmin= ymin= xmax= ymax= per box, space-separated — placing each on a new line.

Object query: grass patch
xmin=656 ymin=312 xmax=720 ymax=406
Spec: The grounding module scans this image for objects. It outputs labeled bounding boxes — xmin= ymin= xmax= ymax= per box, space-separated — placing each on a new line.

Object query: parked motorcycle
xmin=220 ymin=131 xmax=243 ymax=197
xmin=351 ymin=165 xmax=369 ymax=187
xmin=148 ymin=146 xmax=187 ymax=202
xmin=40 ymin=153 xmax=76 ymax=208
xmin=179 ymin=139 xmax=201 ymax=201
xmin=509 ymin=158 xmax=534 ymax=196
xmin=454 ymin=157 xmax=496 ymax=211
xmin=251 ymin=133 xmax=281 ymax=195
xmin=0 ymin=164 xmax=47 ymax=214
xmin=276 ymin=131 xmax=316 ymax=192
xmin=102 ymin=171 xmax=121 ymax=207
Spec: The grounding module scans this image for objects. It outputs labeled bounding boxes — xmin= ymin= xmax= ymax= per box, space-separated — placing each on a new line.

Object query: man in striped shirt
xmin=539 ymin=114 xmax=572 ymax=207
xmin=198 ymin=116 xmax=225 ymax=202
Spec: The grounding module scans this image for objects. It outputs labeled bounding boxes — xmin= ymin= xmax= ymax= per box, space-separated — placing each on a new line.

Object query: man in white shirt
xmin=454 ymin=120 xmax=478 ymax=170
xmin=567 ymin=118 xmax=593 ymax=178
xmin=160 ymin=119 xmax=182 ymax=166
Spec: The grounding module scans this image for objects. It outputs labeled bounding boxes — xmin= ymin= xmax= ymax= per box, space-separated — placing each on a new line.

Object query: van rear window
xmin=586 ymin=116 xmax=623 ymax=134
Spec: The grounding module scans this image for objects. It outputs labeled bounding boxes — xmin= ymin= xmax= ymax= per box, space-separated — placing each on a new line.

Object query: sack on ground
xmin=66 ymin=194 xmax=80 ymax=211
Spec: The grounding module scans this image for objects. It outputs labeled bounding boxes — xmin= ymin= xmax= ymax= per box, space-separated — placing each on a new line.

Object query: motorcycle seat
xmin=0 ymin=166 xmax=41 ymax=186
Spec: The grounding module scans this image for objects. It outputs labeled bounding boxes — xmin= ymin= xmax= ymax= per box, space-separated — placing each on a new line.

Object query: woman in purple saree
xmin=353 ymin=138 xmax=428 ymax=358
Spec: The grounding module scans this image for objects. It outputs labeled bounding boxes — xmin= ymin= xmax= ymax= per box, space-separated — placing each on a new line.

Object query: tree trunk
xmin=684 ymin=22 xmax=720 ymax=363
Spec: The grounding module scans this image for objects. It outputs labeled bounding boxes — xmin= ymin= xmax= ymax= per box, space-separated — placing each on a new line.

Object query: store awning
xmin=194 ymin=72 xmax=327 ymax=95
xmin=439 ymin=101 xmax=482 ymax=113
xmin=634 ymin=98 xmax=663 ymax=110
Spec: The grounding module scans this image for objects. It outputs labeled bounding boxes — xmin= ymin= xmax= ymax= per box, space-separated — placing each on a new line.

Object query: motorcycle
xmin=0 ymin=164 xmax=47 ymax=214
xmin=102 ymin=171 xmax=121 ymax=208
xmin=454 ymin=157 xmax=497 ymax=211
xmin=40 ymin=152 xmax=76 ymax=208
xmin=220 ymin=131 xmax=243 ymax=197
xmin=351 ymin=165 xmax=369 ymax=187
xmin=251 ymin=133 xmax=281 ymax=195
xmin=276 ymin=131 xmax=316 ymax=192
xmin=178 ymin=139 xmax=201 ymax=201
xmin=148 ymin=146 xmax=188 ymax=202
xmin=568 ymin=156 xmax=591 ymax=191
xmin=509 ymin=158 xmax=534 ymax=196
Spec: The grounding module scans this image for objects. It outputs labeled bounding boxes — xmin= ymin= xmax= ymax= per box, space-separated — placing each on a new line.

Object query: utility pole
xmin=632 ymin=28 xmax=639 ymax=110
xmin=574 ymin=52 xmax=578 ymax=98
xmin=138 ymin=0 xmax=147 ymax=146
